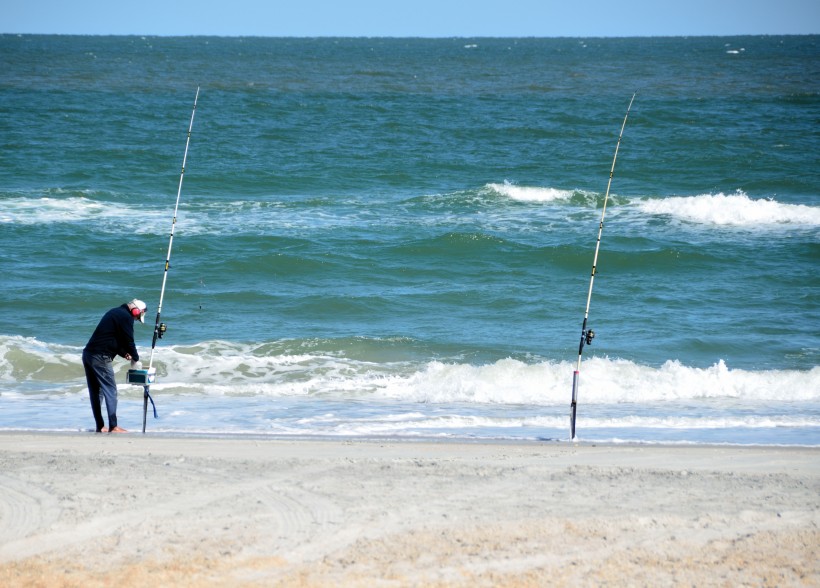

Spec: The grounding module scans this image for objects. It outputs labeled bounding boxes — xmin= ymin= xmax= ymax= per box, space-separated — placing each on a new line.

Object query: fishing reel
xmin=156 ymin=322 xmax=167 ymax=340
xmin=584 ymin=329 xmax=595 ymax=346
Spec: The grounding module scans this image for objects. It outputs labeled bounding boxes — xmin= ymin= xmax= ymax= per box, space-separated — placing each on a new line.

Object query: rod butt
xmin=570 ymin=370 xmax=580 ymax=440
xmin=142 ymin=387 xmax=148 ymax=434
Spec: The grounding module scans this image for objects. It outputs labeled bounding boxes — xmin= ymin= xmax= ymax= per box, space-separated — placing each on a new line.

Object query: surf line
xmin=126 ymin=87 xmax=200 ymax=434
xmin=569 ymin=92 xmax=635 ymax=441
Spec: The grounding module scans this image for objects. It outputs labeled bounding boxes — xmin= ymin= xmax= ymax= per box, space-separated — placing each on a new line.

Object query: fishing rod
xmin=127 ymin=87 xmax=200 ymax=434
xmin=569 ymin=93 xmax=635 ymax=441
xmin=149 ymin=87 xmax=200 ymax=367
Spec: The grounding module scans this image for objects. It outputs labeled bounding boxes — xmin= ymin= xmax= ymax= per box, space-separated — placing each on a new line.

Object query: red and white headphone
xmin=129 ymin=299 xmax=147 ymax=322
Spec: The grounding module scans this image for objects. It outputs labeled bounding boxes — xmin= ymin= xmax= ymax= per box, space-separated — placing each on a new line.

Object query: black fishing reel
xmin=156 ymin=322 xmax=167 ymax=339
xmin=584 ymin=329 xmax=595 ymax=346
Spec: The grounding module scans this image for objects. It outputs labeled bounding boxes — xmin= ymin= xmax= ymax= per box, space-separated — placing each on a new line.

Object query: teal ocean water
xmin=1 ymin=35 xmax=819 ymax=443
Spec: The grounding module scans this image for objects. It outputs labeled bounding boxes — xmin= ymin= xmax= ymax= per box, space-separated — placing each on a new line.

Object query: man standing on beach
xmin=82 ymin=299 xmax=147 ymax=433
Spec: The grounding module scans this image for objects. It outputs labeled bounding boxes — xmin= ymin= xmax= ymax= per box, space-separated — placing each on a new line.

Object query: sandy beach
xmin=0 ymin=433 xmax=817 ymax=587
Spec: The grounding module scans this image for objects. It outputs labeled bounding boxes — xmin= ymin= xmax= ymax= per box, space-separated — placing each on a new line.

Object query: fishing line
xmin=569 ymin=93 xmax=635 ymax=441
xmin=127 ymin=87 xmax=199 ymax=434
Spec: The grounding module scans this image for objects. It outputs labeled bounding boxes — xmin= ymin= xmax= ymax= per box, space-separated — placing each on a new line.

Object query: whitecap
xmin=486 ymin=182 xmax=574 ymax=203
xmin=635 ymin=192 xmax=820 ymax=227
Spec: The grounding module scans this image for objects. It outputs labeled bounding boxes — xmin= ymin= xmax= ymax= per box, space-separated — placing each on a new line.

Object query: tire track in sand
xmin=0 ymin=473 xmax=62 ymax=561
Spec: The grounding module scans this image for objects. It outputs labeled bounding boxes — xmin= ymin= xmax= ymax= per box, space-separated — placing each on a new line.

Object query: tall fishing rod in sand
xmin=569 ymin=93 xmax=635 ymax=441
xmin=127 ymin=87 xmax=200 ymax=434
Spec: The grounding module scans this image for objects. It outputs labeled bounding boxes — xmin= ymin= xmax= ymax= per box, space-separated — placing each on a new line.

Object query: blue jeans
xmin=82 ymin=351 xmax=119 ymax=432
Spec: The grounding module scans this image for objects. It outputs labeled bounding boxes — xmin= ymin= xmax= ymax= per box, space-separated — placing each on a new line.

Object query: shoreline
xmin=3 ymin=428 xmax=820 ymax=449
xmin=1 ymin=432 xmax=818 ymax=586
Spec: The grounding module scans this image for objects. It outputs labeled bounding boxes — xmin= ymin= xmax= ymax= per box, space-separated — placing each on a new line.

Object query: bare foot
xmin=109 ymin=426 xmax=128 ymax=433
xmin=100 ymin=427 xmax=108 ymax=433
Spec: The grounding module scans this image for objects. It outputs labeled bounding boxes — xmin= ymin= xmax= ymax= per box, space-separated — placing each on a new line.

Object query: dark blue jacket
xmin=83 ymin=304 xmax=140 ymax=361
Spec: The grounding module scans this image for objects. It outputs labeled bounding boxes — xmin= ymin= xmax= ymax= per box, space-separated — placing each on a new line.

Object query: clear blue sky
xmin=4 ymin=0 xmax=818 ymax=36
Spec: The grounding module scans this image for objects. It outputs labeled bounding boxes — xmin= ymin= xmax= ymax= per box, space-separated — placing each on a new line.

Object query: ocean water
xmin=1 ymin=35 xmax=818 ymax=444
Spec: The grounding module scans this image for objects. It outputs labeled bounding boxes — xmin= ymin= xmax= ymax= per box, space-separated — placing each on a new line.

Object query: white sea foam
xmin=0 ymin=194 xmax=378 ymax=237
xmin=3 ymin=336 xmax=817 ymax=406
xmin=0 ymin=195 xmax=175 ymax=233
xmin=0 ymin=196 xmax=107 ymax=224
xmin=260 ymin=412 xmax=820 ymax=438
xmin=0 ymin=335 xmax=81 ymax=386
xmin=377 ymin=356 xmax=820 ymax=404
xmin=2 ymin=335 xmax=818 ymax=443
xmin=635 ymin=192 xmax=820 ymax=227
xmin=486 ymin=182 xmax=575 ymax=203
